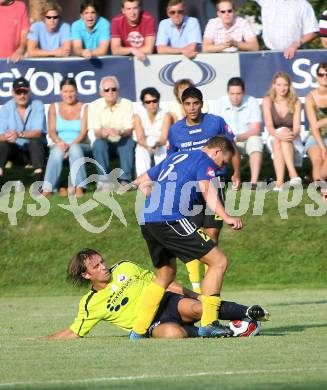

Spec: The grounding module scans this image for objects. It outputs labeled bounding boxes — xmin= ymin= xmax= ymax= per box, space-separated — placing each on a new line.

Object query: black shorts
xmin=141 ymin=219 xmax=216 ymax=267
xmin=148 ymin=292 xmax=198 ymax=338
xmin=189 ymin=176 xmax=225 ymax=229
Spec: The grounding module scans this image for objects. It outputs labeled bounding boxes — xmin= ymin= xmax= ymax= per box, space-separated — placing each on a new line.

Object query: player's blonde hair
xmin=267 ymin=72 xmax=298 ymax=114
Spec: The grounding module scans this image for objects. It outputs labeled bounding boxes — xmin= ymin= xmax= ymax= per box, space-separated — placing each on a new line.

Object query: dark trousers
xmin=0 ymin=139 xmax=45 ymax=170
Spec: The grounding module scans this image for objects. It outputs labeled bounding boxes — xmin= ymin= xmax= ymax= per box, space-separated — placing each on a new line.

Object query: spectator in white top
xmin=203 ymin=0 xmax=259 ymax=53
xmin=252 ymin=0 xmax=319 ymax=59
xmin=156 ymin=0 xmax=202 ymax=59
xmin=134 ymin=87 xmax=172 ymax=176
xmin=214 ymin=77 xmax=263 ymax=187
xmin=27 ymin=1 xmax=71 ymax=58
xmin=319 ymin=10 xmax=327 ymax=49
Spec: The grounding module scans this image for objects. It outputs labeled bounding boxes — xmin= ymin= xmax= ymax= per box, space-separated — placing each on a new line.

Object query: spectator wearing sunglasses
xmin=0 ymin=0 xmax=30 ymax=63
xmin=156 ymin=0 xmax=202 ymax=59
xmin=134 ymin=87 xmax=172 ymax=176
xmin=27 ymin=1 xmax=71 ymax=58
xmin=88 ymin=76 xmax=135 ymax=190
xmin=203 ymin=0 xmax=258 ymax=53
xmin=305 ymin=63 xmax=327 ymax=182
xmin=0 ymin=77 xmax=46 ymax=185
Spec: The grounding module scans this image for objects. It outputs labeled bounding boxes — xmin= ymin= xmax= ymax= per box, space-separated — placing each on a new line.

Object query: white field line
xmin=0 ymin=366 xmax=326 ymax=388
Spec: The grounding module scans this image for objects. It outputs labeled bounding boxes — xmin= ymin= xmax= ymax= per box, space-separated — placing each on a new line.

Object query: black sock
xmin=218 ymin=301 xmax=248 ymax=320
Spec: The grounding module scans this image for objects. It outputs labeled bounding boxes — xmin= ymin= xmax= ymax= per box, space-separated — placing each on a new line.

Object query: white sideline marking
xmin=0 ymin=367 xmax=326 ymax=387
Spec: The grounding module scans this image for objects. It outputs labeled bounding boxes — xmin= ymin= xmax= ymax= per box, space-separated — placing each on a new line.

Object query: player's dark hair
xmin=207 ymin=136 xmax=235 ymax=155
xmin=80 ymin=0 xmax=99 ymax=13
xmin=317 ymin=62 xmax=327 ymax=74
xmin=67 ymin=248 xmax=102 ymax=286
xmin=181 ymin=86 xmax=203 ymax=103
xmin=227 ymin=77 xmax=245 ymax=91
xmin=60 ymin=77 xmax=77 ymax=90
xmin=140 ymin=87 xmax=160 ymax=102
xmin=173 ymin=79 xmax=194 ymax=102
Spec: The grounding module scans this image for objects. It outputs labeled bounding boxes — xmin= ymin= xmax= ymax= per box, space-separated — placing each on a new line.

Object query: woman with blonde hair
xmin=262 ymin=71 xmax=303 ymax=191
xmin=305 ymin=62 xmax=327 ymax=182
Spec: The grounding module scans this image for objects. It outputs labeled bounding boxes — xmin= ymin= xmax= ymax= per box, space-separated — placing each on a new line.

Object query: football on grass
xmin=229 ymin=319 xmax=261 ymax=337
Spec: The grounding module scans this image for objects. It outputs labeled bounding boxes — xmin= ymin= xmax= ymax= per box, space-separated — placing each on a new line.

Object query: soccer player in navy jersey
xmin=130 ymin=136 xmax=243 ymax=339
xmin=168 ymin=86 xmax=241 ymax=293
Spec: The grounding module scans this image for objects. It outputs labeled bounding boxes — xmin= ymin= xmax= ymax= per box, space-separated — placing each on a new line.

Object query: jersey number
xmin=157 ymin=154 xmax=189 ymax=182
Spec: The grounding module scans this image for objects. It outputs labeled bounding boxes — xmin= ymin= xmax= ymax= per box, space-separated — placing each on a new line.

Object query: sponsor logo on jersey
xmin=206 ymin=167 xmax=215 ymax=177
xmin=189 ymin=129 xmax=202 ymax=134
xmin=111 ymin=284 xmax=118 ymax=292
xmin=117 ymin=274 xmax=127 ymax=283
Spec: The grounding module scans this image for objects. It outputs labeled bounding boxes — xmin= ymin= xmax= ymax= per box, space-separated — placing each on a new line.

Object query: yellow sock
xmin=186 ymin=259 xmax=201 ymax=293
xmin=132 ymin=281 xmax=165 ymax=335
xmin=200 ymin=295 xmax=222 ymax=326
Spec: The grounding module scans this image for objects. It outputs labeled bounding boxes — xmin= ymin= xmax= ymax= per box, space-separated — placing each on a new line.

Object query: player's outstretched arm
xmin=199 ymin=179 xmax=243 ymax=230
xmin=133 ymin=172 xmax=153 ymax=196
xmin=43 ymin=328 xmax=80 ymax=340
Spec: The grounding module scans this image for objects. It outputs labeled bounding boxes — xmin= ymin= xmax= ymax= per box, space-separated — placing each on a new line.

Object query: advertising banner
xmin=239 ymin=50 xmax=326 ymax=99
xmin=0 ymin=56 xmax=135 ymax=105
xmin=134 ymin=53 xmax=240 ymax=101
xmin=0 ymin=50 xmax=324 ymax=106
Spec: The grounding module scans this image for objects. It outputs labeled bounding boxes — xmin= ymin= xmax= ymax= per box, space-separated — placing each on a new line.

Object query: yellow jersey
xmin=70 ymin=261 xmax=154 ymax=336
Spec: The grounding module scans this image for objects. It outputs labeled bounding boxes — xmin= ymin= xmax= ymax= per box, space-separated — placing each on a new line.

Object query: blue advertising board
xmin=0 ymin=56 xmax=135 ymax=105
xmin=239 ymin=50 xmax=327 ymax=99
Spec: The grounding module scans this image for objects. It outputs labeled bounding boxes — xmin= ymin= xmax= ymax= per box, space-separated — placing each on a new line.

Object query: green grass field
xmin=1 ymin=289 xmax=327 ymax=390
xmin=1 ymin=174 xmax=327 ymax=389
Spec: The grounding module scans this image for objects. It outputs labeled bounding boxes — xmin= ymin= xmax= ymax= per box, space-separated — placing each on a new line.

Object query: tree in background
xmin=28 ymin=0 xmax=46 ymax=22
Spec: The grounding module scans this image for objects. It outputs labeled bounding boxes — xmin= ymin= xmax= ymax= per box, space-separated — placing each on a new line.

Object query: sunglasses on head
xmin=45 ymin=15 xmax=59 ymax=20
xmin=144 ymin=99 xmax=158 ymax=105
xmin=219 ymin=9 xmax=233 ymax=14
xmin=103 ymin=87 xmax=117 ymax=92
xmin=317 ymin=72 xmax=327 ymax=78
xmin=169 ymin=9 xmax=184 ymax=15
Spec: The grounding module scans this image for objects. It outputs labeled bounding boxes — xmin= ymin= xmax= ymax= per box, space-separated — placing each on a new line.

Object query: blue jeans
xmin=43 ymin=144 xmax=87 ymax=192
xmin=92 ymin=137 xmax=135 ymax=182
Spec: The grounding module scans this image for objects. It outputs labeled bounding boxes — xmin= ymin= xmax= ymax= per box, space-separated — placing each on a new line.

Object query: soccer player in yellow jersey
xmin=45 ymin=248 xmax=269 ymax=339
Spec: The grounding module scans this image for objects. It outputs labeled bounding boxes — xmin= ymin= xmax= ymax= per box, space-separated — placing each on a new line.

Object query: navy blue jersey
xmin=142 ymin=150 xmax=221 ymax=223
xmin=167 ymin=113 xmax=235 ymax=156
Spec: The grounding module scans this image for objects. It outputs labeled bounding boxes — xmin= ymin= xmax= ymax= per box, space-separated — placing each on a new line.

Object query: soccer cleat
xmin=198 ymin=321 xmax=234 ymax=338
xmin=246 ymin=305 xmax=270 ymax=321
xmin=129 ymin=330 xmax=146 ymax=339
